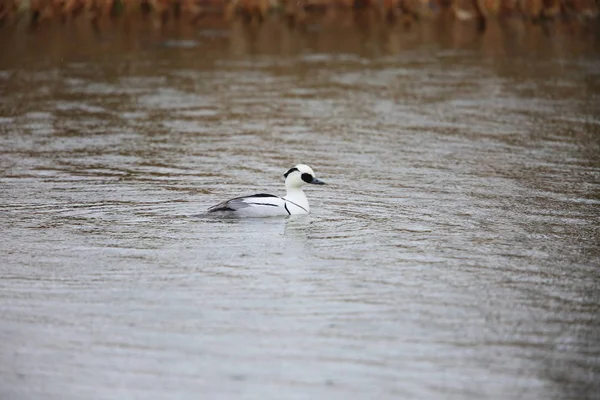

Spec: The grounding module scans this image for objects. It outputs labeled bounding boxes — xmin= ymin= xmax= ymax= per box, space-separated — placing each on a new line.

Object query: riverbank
xmin=0 ymin=0 xmax=598 ymax=30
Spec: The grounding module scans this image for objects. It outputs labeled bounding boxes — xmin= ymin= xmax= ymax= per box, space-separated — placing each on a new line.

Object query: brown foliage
xmin=0 ymin=0 xmax=596 ymax=27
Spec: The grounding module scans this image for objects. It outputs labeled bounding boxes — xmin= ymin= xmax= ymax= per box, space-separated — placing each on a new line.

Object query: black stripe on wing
xmin=245 ymin=194 xmax=279 ymax=198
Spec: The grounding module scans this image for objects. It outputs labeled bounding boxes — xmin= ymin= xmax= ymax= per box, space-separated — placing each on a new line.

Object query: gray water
xmin=1 ymin=21 xmax=600 ymax=400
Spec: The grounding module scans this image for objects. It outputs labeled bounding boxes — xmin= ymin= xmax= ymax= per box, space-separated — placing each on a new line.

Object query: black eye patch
xmin=284 ymin=167 xmax=299 ymax=178
xmin=301 ymin=173 xmax=313 ymax=183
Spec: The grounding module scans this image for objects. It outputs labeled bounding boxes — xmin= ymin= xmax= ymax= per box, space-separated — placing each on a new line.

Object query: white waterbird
xmin=207 ymin=164 xmax=325 ymax=217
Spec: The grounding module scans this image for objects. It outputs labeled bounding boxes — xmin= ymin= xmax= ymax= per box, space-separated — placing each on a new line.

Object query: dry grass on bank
xmin=0 ymin=0 xmax=597 ymax=28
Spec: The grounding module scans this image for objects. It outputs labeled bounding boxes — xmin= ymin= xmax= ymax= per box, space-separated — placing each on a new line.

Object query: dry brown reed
xmin=0 ymin=0 xmax=597 ymax=28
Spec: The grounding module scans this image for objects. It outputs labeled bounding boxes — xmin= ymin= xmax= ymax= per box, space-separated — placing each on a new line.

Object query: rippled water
xmin=1 ymin=21 xmax=600 ymax=400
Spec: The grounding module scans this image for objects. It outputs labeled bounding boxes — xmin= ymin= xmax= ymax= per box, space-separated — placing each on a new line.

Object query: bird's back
xmin=207 ymin=194 xmax=289 ymax=217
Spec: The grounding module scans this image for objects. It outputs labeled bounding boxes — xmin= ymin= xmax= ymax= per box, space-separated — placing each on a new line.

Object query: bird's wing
xmin=207 ymin=194 xmax=284 ymax=213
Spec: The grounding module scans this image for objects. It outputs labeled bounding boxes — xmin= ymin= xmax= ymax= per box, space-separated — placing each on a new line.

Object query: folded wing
xmin=207 ymin=193 xmax=285 ymax=214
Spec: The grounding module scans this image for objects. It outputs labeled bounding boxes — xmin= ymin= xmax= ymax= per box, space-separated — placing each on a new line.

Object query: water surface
xmin=1 ymin=20 xmax=600 ymax=400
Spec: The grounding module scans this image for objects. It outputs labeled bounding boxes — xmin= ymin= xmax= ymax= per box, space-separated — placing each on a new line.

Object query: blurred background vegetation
xmin=0 ymin=0 xmax=597 ymax=29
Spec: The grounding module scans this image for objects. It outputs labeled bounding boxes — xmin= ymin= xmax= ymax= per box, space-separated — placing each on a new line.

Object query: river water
xmin=1 ymin=18 xmax=599 ymax=400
